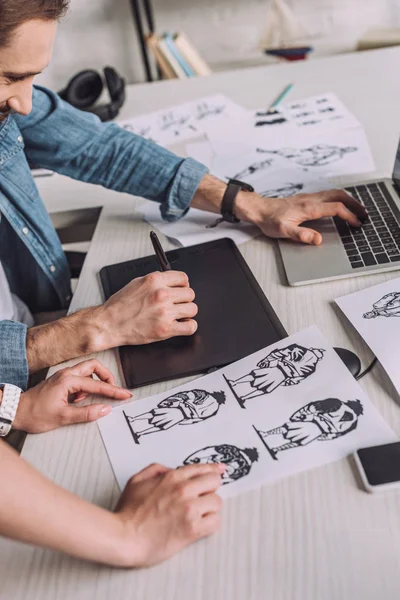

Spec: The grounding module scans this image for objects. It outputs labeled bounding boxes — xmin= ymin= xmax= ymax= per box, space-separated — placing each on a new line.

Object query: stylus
xmin=150 ymin=231 xmax=171 ymax=271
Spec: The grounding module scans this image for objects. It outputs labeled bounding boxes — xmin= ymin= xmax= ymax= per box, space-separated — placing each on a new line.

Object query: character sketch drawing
xmin=255 ymin=144 xmax=358 ymax=168
xmin=254 ymin=397 xmax=364 ymax=460
xmin=225 ymin=344 xmax=325 ymax=407
xmin=184 ymin=444 xmax=259 ymax=485
xmin=363 ymin=292 xmax=400 ymax=319
xmin=123 ymin=389 xmax=226 ymax=444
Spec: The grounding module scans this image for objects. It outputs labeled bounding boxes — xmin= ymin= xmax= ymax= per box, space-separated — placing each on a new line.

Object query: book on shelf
xmin=146 ymin=32 xmax=212 ymax=79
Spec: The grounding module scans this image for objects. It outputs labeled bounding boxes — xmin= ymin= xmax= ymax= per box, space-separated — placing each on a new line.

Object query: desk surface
xmin=3 ymin=47 xmax=400 ymax=600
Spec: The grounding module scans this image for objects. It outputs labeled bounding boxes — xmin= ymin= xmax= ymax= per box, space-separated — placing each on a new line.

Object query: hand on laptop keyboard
xmin=235 ymin=187 xmax=367 ymax=245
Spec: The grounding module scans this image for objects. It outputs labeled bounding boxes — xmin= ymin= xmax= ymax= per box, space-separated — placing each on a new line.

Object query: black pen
xmin=150 ymin=231 xmax=171 ymax=271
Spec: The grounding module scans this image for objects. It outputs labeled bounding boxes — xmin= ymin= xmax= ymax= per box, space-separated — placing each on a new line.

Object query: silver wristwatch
xmin=0 ymin=383 xmax=22 ymax=436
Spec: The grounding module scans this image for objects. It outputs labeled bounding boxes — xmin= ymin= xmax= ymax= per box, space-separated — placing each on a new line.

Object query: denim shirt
xmin=0 ymin=85 xmax=208 ymax=389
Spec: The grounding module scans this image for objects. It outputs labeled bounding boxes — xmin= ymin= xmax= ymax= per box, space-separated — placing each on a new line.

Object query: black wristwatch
xmin=220 ymin=179 xmax=254 ymax=223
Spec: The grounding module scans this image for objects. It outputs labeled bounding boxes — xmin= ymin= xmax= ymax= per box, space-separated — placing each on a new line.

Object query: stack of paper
xmin=118 ymin=92 xmax=376 ymax=248
xmin=99 ymin=327 xmax=394 ymax=498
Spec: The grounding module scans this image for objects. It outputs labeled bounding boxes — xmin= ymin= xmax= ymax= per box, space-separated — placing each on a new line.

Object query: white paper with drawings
xmin=98 ymin=327 xmax=395 ymax=498
xmin=336 ymin=277 xmax=400 ymax=395
xmin=138 ymin=200 xmax=259 ymax=247
xmin=210 ymin=128 xmax=375 ymax=182
xmin=138 ymin=165 xmax=330 ymax=247
xmin=117 ymin=94 xmax=249 ymax=148
xmin=204 ymin=93 xmax=363 ymax=150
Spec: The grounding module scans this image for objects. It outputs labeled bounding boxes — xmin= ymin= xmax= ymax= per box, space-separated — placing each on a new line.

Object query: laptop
xmin=279 ymin=138 xmax=400 ymax=286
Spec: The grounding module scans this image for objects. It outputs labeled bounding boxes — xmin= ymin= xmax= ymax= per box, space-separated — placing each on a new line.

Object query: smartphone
xmin=354 ymin=441 xmax=400 ymax=493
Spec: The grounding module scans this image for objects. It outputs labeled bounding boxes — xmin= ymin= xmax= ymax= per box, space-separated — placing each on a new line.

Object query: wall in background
xmin=38 ymin=0 xmax=400 ymax=91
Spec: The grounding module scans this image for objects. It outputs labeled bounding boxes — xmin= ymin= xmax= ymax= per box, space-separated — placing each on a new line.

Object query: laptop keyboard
xmin=333 ymin=182 xmax=400 ymax=269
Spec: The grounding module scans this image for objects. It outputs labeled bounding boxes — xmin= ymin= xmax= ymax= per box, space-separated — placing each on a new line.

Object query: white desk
xmin=3 ymin=47 xmax=400 ymax=600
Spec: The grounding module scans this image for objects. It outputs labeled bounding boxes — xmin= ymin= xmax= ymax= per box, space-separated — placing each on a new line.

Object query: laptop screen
xmin=392 ymin=137 xmax=400 ymax=192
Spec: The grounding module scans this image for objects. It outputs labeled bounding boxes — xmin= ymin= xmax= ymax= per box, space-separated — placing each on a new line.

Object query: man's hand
xmin=95 ymin=270 xmax=198 ymax=348
xmin=191 ymin=174 xmax=368 ymax=246
xmin=235 ymin=188 xmax=368 ymax=245
xmin=13 ymin=359 xmax=132 ymax=434
xmin=115 ymin=462 xmax=225 ymax=567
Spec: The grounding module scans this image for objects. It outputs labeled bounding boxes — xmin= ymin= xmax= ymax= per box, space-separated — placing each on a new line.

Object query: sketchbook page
xmin=117 ymin=94 xmax=249 ymax=148
xmin=98 ymin=326 xmax=395 ymax=499
xmin=211 ymin=128 xmax=376 ymax=182
xmin=222 ymin=326 xmax=396 ymax=485
xmin=336 ymin=277 xmax=400 ymax=395
xmin=138 ymin=201 xmax=259 ymax=247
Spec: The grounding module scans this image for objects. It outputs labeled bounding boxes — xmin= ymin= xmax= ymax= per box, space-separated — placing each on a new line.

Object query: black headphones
xmin=58 ymin=66 xmax=126 ymax=122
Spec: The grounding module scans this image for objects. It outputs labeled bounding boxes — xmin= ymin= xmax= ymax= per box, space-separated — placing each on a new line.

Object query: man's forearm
xmin=191 ymin=174 xmax=258 ymax=223
xmin=0 ymin=440 xmax=130 ymax=566
xmin=26 ymin=307 xmax=106 ymax=374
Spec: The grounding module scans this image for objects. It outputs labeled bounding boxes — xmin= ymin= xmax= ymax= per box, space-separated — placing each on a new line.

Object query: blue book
xmin=163 ymin=33 xmax=197 ymax=77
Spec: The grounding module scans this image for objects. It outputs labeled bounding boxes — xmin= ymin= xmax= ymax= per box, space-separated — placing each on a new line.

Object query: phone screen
xmin=358 ymin=442 xmax=400 ymax=486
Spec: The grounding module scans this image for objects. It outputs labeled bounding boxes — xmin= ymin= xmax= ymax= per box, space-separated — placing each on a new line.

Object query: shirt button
xmin=50 ymin=265 xmax=56 ymax=273
xmin=22 ymin=227 xmax=29 ymax=235
xmin=17 ymin=135 xmax=23 ymax=143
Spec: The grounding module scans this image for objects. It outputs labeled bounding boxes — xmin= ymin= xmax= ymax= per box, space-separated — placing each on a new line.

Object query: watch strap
xmin=0 ymin=383 xmax=22 ymax=436
xmin=220 ymin=179 xmax=254 ymax=223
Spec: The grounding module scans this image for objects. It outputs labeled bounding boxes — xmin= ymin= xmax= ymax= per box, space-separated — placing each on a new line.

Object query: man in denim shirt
xmin=0 ymin=1 xmax=367 ymax=391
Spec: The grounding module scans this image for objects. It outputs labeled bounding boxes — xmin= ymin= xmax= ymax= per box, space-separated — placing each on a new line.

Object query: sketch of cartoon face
xmin=260 ymin=183 xmax=304 ymax=198
xmin=254 ymin=397 xmax=364 ymax=460
xmin=158 ymin=389 xmax=225 ymax=420
xmin=184 ymin=444 xmax=259 ymax=484
xmin=291 ymin=398 xmax=363 ymax=436
xmin=227 ymin=344 xmax=325 ymax=406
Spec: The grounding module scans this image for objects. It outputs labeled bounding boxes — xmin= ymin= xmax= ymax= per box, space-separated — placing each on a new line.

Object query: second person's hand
xmin=13 ymin=359 xmax=132 ymax=434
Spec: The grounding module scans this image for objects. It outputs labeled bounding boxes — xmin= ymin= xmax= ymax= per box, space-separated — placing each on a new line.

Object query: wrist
xmin=234 ymin=191 xmax=264 ymax=225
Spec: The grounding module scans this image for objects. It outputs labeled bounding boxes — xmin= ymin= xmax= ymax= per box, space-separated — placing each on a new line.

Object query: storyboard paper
xmin=98 ymin=327 xmax=395 ymax=499
xmin=117 ymin=94 xmax=250 ymax=148
xmin=336 ymin=277 xmax=400 ymax=396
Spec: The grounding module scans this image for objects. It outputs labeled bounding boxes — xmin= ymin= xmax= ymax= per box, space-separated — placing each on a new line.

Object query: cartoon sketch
xmin=319 ymin=107 xmax=334 ymax=113
xmin=260 ymin=182 xmax=304 ymax=198
xmin=183 ymin=444 xmax=259 ymax=484
xmin=123 ymin=389 xmax=226 ymax=444
xmin=159 ymin=111 xmax=196 ymax=136
xmin=363 ymin=292 xmax=400 ymax=319
xmin=316 ymin=97 xmax=329 ymax=104
xmin=254 ymin=397 xmax=364 ymax=460
xmin=232 ymin=157 xmax=275 ymax=179
xmin=293 ymin=111 xmax=312 ymax=118
xmin=299 ymin=120 xmax=321 ymax=127
xmin=195 ymin=101 xmax=225 ymax=120
xmin=225 ymin=344 xmax=325 ymax=407
xmin=256 ymin=144 xmax=357 ymax=167
xmin=120 ymin=123 xmax=153 ymax=141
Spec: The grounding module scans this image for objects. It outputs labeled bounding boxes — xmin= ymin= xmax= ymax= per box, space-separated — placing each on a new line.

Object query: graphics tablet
xmin=99 ymin=238 xmax=287 ymax=388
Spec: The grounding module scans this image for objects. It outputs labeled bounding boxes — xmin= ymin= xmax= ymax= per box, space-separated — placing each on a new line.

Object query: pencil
xmin=267 ymin=83 xmax=294 ymax=113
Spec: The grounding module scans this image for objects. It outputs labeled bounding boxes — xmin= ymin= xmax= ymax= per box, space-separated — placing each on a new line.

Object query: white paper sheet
xmin=98 ymin=327 xmax=395 ymax=498
xmin=139 ymin=200 xmax=260 ymax=247
xmin=117 ymin=94 xmax=250 ymax=148
xmin=205 ymin=93 xmax=363 ymax=150
xmin=336 ymin=277 xmax=400 ymax=395
xmin=211 ymin=128 xmax=376 ymax=182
